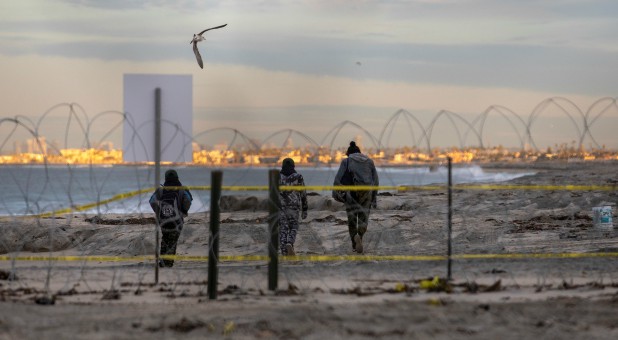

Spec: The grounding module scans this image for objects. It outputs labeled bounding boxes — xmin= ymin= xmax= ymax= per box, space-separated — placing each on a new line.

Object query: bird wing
xmin=193 ymin=42 xmax=204 ymax=69
xmin=198 ymin=24 xmax=227 ymax=35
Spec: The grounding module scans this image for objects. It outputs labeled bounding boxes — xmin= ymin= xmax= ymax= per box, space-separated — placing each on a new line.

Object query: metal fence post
xmin=268 ymin=169 xmax=280 ymax=291
xmin=447 ymin=157 xmax=453 ymax=281
xmin=208 ymin=170 xmax=223 ymax=299
xmin=154 ymin=87 xmax=161 ymax=284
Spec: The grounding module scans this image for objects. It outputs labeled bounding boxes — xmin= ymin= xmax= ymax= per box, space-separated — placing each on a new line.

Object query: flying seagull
xmin=190 ymin=24 xmax=227 ymax=69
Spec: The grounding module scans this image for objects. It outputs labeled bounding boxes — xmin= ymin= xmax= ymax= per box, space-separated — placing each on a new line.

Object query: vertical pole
xmin=268 ymin=169 xmax=280 ymax=291
xmin=208 ymin=170 xmax=222 ymax=299
xmin=447 ymin=157 xmax=453 ymax=281
xmin=154 ymin=88 xmax=161 ymax=284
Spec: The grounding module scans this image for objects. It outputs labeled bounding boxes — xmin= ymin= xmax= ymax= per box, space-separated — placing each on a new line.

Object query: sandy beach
xmin=1 ymin=161 xmax=617 ymax=339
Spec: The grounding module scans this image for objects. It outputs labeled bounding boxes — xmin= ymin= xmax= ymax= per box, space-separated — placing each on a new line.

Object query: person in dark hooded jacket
xmin=149 ymin=169 xmax=193 ymax=267
xmin=278 ymin=158 xmax=308 ymax=256
xmin=333 ymin=141 xmax=378 ymax=254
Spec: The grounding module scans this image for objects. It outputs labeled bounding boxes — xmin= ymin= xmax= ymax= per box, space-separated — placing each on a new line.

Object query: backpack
xmin=157 ymin=189 xmax=183 ymax=226
xmin=347 ymin=157 xmax=374 ymax=185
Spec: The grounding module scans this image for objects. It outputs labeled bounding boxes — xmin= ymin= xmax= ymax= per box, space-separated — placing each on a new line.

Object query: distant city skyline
xmin=3 ymin=136 xmax=618 ymax=167
xmin=1 ymin=1 xmax=617 ymax=150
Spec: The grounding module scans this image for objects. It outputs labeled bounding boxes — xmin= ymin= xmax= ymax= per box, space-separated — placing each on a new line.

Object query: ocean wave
xmin=0 ymin=166 xmax=533 ymax=216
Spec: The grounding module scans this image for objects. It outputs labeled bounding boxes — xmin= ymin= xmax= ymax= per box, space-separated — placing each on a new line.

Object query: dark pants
xmin=279 ymin=208 xmax=300 ymax=255
xmin=160 ymin=224 xmax=182 ymax=267
xmin=345 ymin=191 xmax=372 ymax=249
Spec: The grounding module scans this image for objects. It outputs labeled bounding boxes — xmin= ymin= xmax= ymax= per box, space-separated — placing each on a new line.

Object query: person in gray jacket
xmin=333 ymin=141 xmax=379 ymax=253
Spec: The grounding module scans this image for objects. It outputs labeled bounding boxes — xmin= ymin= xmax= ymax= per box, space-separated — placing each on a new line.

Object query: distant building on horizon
xmin=122 ymin=74 xmax=193 ymax=163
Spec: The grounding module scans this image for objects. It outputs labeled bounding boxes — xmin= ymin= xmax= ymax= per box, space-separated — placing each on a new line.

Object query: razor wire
xmin=1 ymin=98 xmax=618 ymax=303
xmin=2 ymin=173 xmax=617 ymax=299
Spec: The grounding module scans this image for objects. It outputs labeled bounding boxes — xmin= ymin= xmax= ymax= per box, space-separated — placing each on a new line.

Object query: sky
xmin=1 ymin=0 xmax=617 ymax=151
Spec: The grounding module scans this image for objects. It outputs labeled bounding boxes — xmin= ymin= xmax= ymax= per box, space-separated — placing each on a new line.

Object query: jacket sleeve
xmin=299 ymin=175 xmax=308 ymax=212
xmin=332 ymin=159 xmax=348 ymax=201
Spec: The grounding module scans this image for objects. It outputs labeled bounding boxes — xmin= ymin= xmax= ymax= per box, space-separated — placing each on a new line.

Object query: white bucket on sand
xmin=592 ymin=206 xmax=613 ymax=229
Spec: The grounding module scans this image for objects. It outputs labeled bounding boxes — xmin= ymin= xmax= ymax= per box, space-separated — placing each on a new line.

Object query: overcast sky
xmin=1 ymin=0 xmax=617 ymax=150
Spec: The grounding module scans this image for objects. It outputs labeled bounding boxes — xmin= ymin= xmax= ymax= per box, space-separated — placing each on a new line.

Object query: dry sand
xmin=1 ymin=161 xmax=618 ymax=339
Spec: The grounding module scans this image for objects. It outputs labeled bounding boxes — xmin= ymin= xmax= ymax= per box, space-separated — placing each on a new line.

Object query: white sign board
xmin=123 ymin=74 xmax=193 ymax=163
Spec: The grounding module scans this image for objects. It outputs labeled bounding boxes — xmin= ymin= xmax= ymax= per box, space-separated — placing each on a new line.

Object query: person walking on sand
xmin=333 ymin=141 xmax=379 ymax=254
xmin=149 ymin=169 xmax=193 ymax=267
xmin=278 ymin=158 xmax=308 ymax=256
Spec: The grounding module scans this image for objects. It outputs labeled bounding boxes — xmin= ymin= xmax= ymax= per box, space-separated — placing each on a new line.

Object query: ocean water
xmin=0 ymin=165 xmax=534 ymax=216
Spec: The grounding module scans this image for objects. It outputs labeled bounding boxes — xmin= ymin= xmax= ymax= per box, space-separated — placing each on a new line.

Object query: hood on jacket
xmin=348 ymin=152 xmax=371 ymax=163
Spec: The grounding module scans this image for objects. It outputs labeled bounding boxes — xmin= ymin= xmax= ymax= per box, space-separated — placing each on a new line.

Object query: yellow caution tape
xmin=419 ymin=276 xmax=443 ymax=289
xmin=35 ymin=188 xmax=153 ymax=218
xmin=453 ymin=252 xmax=618 ymax=259
xmin=0 ymin=255 xmax=153 ymax=262
xmin=280 ymin=254 xmax=446 ymax=261
xmin=2 ymin=252 xmax=618 ymax=262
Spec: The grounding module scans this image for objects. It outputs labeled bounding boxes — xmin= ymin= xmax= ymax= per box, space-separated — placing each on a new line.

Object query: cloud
xmin=2 ymin=52 xmax=613 ymax=149
xmin=2 ymin=0 xmax=617 ymax=97
xmin=2 ymin=30 xmax=617 ymax=96
xmin=62 ymin=0 xmax=221 ymax=11
xmin=1 ymin=0 xmax=617 ymax=149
